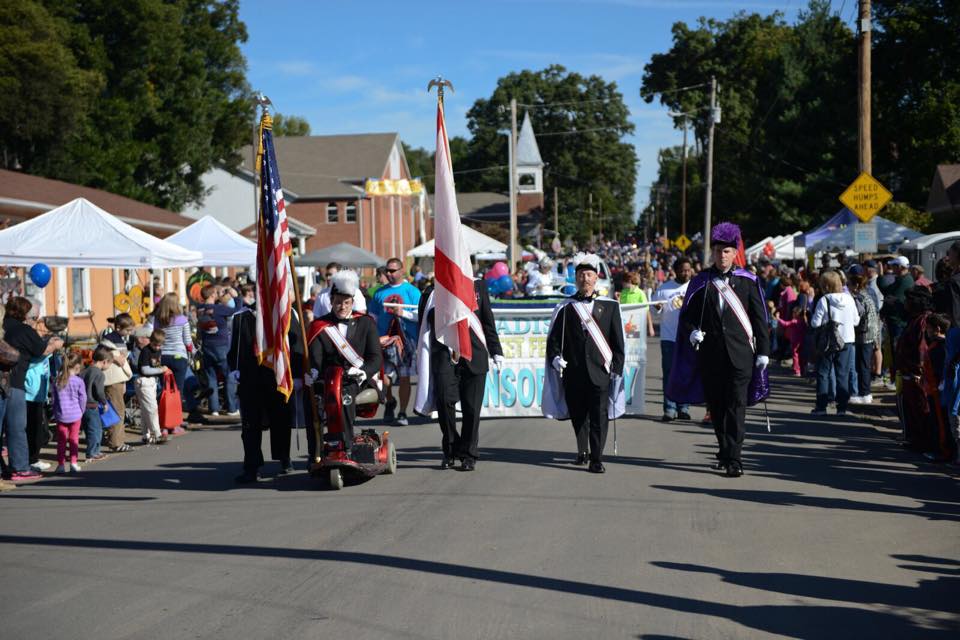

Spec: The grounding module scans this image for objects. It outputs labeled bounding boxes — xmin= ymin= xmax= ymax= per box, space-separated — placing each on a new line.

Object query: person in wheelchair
xmin=307 ymin=270 xmax=382 ymax=453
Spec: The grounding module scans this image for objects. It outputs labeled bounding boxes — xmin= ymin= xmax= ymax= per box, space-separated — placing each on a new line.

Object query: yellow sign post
xmin=673 ymin=234 xmax=692 ymax=252
xmin=839 ymin=172 xmax=893 ymax=222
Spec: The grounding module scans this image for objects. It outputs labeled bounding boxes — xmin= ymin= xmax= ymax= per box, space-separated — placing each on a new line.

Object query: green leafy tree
xmin=13 ymin=0 xmax=252 ymax=212
xmin=271 ymin=113 xmax=310 ymax=137
xmin=880 ymin=201 xmax=932 ymax=233
xmin=0 ymin=1 xmax=102 ymax=170
xmin=457 ymin=65 xmax=637 ymax=242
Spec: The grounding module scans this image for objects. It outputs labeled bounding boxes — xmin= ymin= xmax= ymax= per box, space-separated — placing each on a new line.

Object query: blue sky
xmin=239 ymin=0 xmax=854 ymax=213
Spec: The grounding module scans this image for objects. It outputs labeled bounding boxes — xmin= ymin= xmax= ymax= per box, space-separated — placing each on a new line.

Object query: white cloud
xmin=276 ymin=60 xmax=316 ymax=76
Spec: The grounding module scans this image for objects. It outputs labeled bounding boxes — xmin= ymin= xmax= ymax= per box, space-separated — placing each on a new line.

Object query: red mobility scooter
xmin=311 ymin=366 xmax=397 ymax=490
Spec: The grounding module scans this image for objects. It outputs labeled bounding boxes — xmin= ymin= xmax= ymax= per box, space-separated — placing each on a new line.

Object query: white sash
xmin=712 ymin=278 xmax=755 ymax=352
xmin=571 ymin=301 xmax=612 ymax=373
xmin=322 ymin=324 xmax=364 ymax=369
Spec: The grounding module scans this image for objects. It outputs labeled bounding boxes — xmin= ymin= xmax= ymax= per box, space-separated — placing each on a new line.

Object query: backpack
xmin=815 ymin=296 xmax=844 ymax=355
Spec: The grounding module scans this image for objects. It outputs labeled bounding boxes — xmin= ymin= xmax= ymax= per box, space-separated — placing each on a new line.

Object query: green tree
xmin=16 ymin=0 xmax=252 ymax=212
xmin=457 ymin=65 xmax=637 ymax=242
xmin=271 ymin=113 xmax=310 ymax=137
xmin=0 ymin=1 xmax=102 ymax=170
xmin=880 ymin=201 xmax=933 ymax=233
xmin=873 ymin=0 xmax=960 ymax=209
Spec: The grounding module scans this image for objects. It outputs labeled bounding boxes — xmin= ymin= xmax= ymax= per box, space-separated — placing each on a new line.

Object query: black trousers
xmin=434 ymin=357 xmax=485 ymax=461
xmin=701 ymin=352 xmax=751 ymax=466
xmin=239 ymin=385 xmax=291 ymax=472
xmin=26 ymin=400 xmax=49 ymax=464
xmin=563 ymin=369 xmax=609 ymax=462
xmin=855 ymin=342 xmax=875 ymax=398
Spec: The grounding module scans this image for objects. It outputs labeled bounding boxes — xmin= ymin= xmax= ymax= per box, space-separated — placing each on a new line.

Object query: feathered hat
xmin=330 ymin=270 xmax=359 ymax=297
xmin=573 ymin=252 xmax=601 ymax=273
xmin=710 ymin=221 xmax=742 ymax=248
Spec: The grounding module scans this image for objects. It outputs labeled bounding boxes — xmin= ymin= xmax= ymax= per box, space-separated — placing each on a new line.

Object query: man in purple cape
xmin=666 ymin=222 xmax=770 ymax=477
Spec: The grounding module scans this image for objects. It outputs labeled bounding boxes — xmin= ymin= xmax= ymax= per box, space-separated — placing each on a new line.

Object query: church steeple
xmin=515 ymin=112 xmax=543 ymax=194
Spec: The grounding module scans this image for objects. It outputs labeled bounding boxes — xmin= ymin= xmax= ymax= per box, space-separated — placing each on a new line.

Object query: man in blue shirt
xmin=369 ymin=257 xmax=421 ymax=425
xmin=196 ymin=284 xmax=239 ymax=416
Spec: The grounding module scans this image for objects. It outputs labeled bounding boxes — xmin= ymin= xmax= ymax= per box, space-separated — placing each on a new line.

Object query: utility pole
xmin=681 ymin=115 xmax=688 ymax=237
xmin=703 ymin=76 xmax=718 ymax=263
xmin=553 ymin=186 xmax=559 ymax=237
xmin=599 ymin=199 xmax=603 ymax=239
xmin=509 ymin=98 xmax=519 ymax=271
xmin=858 ymin=0 xmax=872 ymax=174
xmin=588 ymin=192 xmax=594 ymax=244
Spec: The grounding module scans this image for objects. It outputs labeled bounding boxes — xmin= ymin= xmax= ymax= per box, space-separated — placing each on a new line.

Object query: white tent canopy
xmin=745 ymin=232 xmax=803 ymax=262
xmin=165 ymin=215 xmax=256 ymax=266
xmin=0 ymin=197 xmax=202 ymax=268
xmin=407 ymin=226 xmax=507 ymax=258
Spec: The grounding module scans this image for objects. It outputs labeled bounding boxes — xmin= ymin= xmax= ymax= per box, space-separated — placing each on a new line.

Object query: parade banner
xmin=481 ymin=303 xmax=648 ymax=417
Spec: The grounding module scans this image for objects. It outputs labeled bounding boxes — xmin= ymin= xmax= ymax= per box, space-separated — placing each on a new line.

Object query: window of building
xmin=518 ymin=172 xmax=536 ymax=191
xmin=345 ymin=202 xmax=357 ymax=223
xmin=326 ymin=203 xmax=339 ymax=223
xmin=71 ymin=268 xmax=91 ymax=314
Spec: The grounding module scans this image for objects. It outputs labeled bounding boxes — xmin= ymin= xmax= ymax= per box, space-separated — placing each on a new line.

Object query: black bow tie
xmin=573 ymin=292 xmax=596 ymax=302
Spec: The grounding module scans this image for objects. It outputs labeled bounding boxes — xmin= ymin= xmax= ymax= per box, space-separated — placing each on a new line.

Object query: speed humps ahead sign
xmin=839 ymin=172 xmax=893 ymax=222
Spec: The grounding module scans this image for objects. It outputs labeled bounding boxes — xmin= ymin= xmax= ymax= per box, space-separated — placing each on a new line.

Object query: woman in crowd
xmin=2 ymin=297 xmax=63 ymax=482
xmin=849 ymin=271 xmax=880 ymax=405
xmin=810 ymin=271 xmax=860 ymax=416
xmin=150 ymin=293 xmax=193 ymax=402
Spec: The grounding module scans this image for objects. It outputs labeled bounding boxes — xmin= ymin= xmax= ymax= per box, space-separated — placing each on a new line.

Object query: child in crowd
xmin=100 ymin=340 xmax=133 ymax=452
xmin=81 ymin=346 xmax=113 ymax=461
xmin=923 ymin=314 xmax=951 ymax=461
xmin=766 ymin=299 xmax=779 ymax=358
xmin=777 ymin=301 xmax=807 ymax=376
xmin=942 ymin=324 xmax=960 ymax=465
xmin=53 ymin=352 xmax=86 ymax=473
xmin=136 ymin=329 xmax=168 ymax=444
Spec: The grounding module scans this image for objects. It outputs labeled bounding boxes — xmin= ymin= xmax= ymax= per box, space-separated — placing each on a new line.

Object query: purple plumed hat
xmin=711 ymin=221 xmax=741 ymax=247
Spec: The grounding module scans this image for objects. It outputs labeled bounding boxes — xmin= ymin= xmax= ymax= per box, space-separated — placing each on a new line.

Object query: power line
xmin=536 ymin=126 xmax=626 ymax=137
xmin=517 ymin=98 xmax=614 ymax=109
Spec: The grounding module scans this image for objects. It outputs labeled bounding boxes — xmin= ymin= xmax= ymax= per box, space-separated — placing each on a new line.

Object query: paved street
xmin=1 ymin=340 xmax=957 ymax=639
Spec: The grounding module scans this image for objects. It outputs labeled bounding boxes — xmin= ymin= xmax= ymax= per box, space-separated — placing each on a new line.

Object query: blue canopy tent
xmin=802 ymin=208 xmax=922 ymax=253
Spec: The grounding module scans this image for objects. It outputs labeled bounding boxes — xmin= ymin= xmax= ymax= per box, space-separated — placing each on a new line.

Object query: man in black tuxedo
xmin=678 ymin=222 xmax=769 ymax=477
xmin=417 ymin=279 xmax=503 ymax=471
xmin=307 ymin=271 xmax=383 ymax=453
xmin=545 ymin=253 xmax=625 ymax=473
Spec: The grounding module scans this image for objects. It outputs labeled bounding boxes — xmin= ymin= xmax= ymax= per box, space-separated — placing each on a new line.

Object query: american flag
xmin=255 ymin=114 xmax=293 ymax=398
xmin=433 ymin=96 xmax=478 ymax=361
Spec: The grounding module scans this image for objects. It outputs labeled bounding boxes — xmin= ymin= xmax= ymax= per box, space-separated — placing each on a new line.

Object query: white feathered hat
xmin=573 ymin=252 xmax=600 ymax=273
xmin=330 ymin=270 xmax=359 ymax=297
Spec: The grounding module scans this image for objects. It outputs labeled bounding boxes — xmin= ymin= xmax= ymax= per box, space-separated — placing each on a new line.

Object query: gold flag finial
xmin=427 ymin=76 xmax=454 ymax=106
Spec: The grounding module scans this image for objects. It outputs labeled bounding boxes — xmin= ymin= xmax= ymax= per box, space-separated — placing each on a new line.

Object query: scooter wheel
xmin=328 ymin=468 xmax=343 ymax=490
xmin=384 ymin=440 xmax=397 ymax=475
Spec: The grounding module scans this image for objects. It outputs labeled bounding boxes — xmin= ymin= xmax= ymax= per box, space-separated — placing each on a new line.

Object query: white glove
xmin=493 ymin=355 xmax=505 ymax=371
xmin=229 ymin=370 xmax=240 ymax=383
xmin=304 ymin=368 xmax=318 ymax=386
xmin=346 ymin=366 xmax=367 ymax=384
xmin=689 ymin=329 xmax=705 ymax=348
xmin=552 ymin=356 xmax=567 ymax=372
xmin=755 ymin=355 xmax=769 ymax=371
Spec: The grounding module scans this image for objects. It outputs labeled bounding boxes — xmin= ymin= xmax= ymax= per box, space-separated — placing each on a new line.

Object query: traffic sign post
xmin=839 ymin=172 xmax=892 ymax=222
xmin=674 ymin=234 xmax=691 ymax=252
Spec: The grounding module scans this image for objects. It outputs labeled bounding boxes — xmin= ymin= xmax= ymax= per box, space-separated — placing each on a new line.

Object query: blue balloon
xmin=29 ymin=263 xmax=51 ymax=288
xmin=496 ymin=275 xmax=513 ymax=293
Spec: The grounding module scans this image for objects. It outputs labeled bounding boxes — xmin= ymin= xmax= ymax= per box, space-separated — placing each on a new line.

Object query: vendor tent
xmin=0 ymin=197 xmax=202 ymax=268
xmin=408 ymin=226 xmax=507 ymax=258
xmin=804 ymin=210 xmax=922 ymax=253
xmin=298 ymin=242 xmax=385 ymax=268
xmin=165 ymin=215 xmax=256 ymax=266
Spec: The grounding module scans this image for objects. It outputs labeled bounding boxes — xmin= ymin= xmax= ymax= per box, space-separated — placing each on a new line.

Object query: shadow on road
xmin=0 ymin=534 xmax=952 ymax=639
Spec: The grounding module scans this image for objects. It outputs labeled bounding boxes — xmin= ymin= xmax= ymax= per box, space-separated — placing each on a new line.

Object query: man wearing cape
xmin=542 ymin=253 xmax=626 ymax=473
xmin=666 ymin=222 xmax=770 ymax=477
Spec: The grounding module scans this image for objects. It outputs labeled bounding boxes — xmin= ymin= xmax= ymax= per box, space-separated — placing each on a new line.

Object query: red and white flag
xmin=432 ymin=99 xmax=477 ymax=360
xmin=254 ymin=114 xmax=294 ymax=398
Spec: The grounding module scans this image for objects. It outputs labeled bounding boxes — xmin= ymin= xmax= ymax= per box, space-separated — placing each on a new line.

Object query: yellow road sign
xmin=674 ymin=234 xmax=692 ymax=251
xmin=839 ymin=172 xmax=893 ymax=222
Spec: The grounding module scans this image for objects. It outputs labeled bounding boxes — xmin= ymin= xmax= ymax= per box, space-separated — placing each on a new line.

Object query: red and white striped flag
xmin=433 ymin=98 xmax=477 ymax=360
xmin=254 ymin=114 xmax=294 ymax=398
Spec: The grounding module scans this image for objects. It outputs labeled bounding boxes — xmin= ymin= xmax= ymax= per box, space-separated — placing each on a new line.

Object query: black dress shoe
xmin=440 ymin=456 xmax=454 ymax=470
xmin=712 ymin=461 xmax=726 ymax=471
xmin=277 ymin=460 xmax=294 ymax=475
xmin=461 ymin=458 xmax=476 ymax=471
xmin=234 ymin=471 xmax=260 ymax=484
xmin=725 ymin=463 xmax=743 ymax=478
xmin=574 ymin=452 xmax=588 ymax=465
xmin=661 ymin=413 xmax=675 ymax=422
xmin=677 ymin=411 xmax=692 ymax=420
xmin=588 ymin=461 xmax=605 ymax=474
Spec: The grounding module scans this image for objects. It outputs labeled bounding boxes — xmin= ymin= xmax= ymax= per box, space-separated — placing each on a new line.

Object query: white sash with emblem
xmin=322 ymin=324 xmax=364 ymax=369
xmin=571 ymin=300 xmax=613 ymax=373
xmin=711 ymin=277 xmax=755 ymax=352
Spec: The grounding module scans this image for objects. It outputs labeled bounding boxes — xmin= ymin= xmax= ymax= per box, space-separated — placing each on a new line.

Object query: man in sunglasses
xmin=313 ymin=261 xmax=366 ymax=319
xmin=369 ymin=258 xmax=421 ymax=425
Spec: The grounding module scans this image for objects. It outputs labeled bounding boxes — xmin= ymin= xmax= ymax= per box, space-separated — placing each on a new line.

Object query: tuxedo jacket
xmin=679 ymin=268 xmax=770 ymax=372
xmin=546 ymin=297 xmax=625 ymax=387
xmin=418 ymin=280 xmax=503 ymax=376
xmin=307 ymin=312 xmax=383 ymax=381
